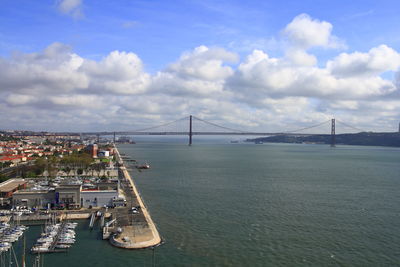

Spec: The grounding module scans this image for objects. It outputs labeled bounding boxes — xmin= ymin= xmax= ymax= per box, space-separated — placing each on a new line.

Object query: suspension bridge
xmin=83 ymin=115 xmax=367 ymax=146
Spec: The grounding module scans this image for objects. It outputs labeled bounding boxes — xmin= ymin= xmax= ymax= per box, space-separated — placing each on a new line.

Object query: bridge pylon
xmin=189 ymin=115 xmax=193 ymax=146
xmin=331 ymin=118 xmax=336 ymax=147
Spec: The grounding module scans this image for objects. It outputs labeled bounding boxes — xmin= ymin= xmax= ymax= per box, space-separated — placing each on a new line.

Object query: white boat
xmin=61 ymin=230 xmax=75 ymax=234
xmin=57 ymin=239 xmax=75 ymax=244
xmin=0 ymin=246 xmax=11 ymax=252
xmin=60 ymin=234 xmax=75 ymax=239
xmin=31 ymin=246 xmax=50 ymax=252
xmin=37 ymin=237 xmax=53 ymax=243
xmin=0 ymin=242 xmax=11 ymax=251
xmin=3 ymin=235 xmax=18 ymax=242
xmin=137 ymin=162 xmax=150 ymax=169
xmin=55 ymin=244 xmax=70 ymax=249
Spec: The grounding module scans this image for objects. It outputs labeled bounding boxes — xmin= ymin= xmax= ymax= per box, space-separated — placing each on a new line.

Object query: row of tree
xmin=31 ymin=152 xmax=113 ymax=178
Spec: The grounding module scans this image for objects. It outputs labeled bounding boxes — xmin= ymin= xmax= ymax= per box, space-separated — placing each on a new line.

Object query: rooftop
xmin=0 ymin=179 xmax=26 ymax=193
xmin=13 ymin=190 xmax=50 ymax=194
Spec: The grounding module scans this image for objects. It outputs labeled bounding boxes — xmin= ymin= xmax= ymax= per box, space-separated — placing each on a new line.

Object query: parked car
xmin=131 ymin=207 xmax=139 ymax=214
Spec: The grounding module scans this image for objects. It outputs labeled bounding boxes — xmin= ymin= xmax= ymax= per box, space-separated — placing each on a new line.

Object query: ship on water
xmin=116 ymin=136 xmax=136 ymax=144
xmin=137 ymin=162 xmax=150 ymax=169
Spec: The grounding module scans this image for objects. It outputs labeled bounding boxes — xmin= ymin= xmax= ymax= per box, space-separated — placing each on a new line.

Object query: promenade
xmin=110 ymin=146 xmax=161 ymax=249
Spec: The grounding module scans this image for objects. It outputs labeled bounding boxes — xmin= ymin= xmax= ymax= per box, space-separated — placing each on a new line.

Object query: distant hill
xmin=247 ymin=132 xmax=400 ymax=147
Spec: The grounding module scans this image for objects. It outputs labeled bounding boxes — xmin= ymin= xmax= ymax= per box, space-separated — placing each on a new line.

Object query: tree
xmin=2 ymin=161 xmax=12 ymax=168
xmin=0 ymin=174 xmax=8 ymax=183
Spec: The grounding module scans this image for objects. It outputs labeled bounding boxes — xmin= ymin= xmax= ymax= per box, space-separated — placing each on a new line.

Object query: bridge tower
xmin=331 ymin=118 xmax=336 ymax=147
xmin=189 ymin=115 xmax=193 ymax=146
xmin=113 ymin=132 xmax=116 ymax=143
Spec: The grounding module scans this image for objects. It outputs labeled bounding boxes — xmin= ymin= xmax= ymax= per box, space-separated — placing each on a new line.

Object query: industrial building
xmin=12 ymin=190 xmax=54 ymax=208
xmin=12 ymin=181 xmax=121 ymax=209
xmin=0 ymin=179 xmax=27 ymax=198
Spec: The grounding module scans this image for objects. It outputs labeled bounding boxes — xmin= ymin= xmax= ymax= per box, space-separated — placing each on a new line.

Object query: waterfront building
xmin=81 ymin=181 xmax=120 ymax=208
xmin=98 ymin=150 xmax=110 ymax=157
xmin=55 ymin=185 xmax=82 ymax=209
xmin=86 ymin=144 xmax=98 ymax=158
xmin=0 ymin=179 xmax=27 ymax=198
xmin=81 ymin=190 xmax=119 ymax=208
xmin=0 ymin=178 xmax=27 ymax=206
xmin=11 ymin=181 xmax=121 ymax=209
xmin=12 ymin=189 xmax=54 ymax=208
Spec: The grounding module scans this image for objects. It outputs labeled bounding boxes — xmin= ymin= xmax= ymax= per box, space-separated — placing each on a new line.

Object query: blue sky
xmin=1 ymin=0 xmax=399 ymax=71
xmin=0 ymin=0 xmax=400 ymax=132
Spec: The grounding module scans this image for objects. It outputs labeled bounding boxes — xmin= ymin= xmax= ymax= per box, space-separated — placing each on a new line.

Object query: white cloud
xmin=327 ymin=45 xmax=400 ymax=77
xmin=152 ymin=46 xmax=238 ymax=97
xmin=81 ymin=51 xmax=150 ymax=95
xmin=227 ymin=47 xmax=397 ymax=103
xmin=57 ymin=0 xmax=83 ymax=18
xmin=1 ymin=14 xmax=400 ymax=132
xmin=285 ymin=49 xmax=317 ymax=66
xmin=328 ymin=100 xmax=359 ymax=110
xmin=0 ymin=43 xmax=149 ymax=96
xmin=6 ymin=94 xmax=37 ymax=106
xmin=395 ymin=71 xmax=400 ymax=89
xmin=0 ymin=43 xmax=88 ymax=94
xmin=283 ymin=13 xmax=345 ymax=49
xmin=48 ymin=94 xmax=105 ymax=107
xmin=166 ymin=46 xmax=238 ymax=81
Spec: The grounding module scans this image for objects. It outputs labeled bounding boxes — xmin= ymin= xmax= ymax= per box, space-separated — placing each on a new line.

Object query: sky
xmin=0 ymin=0 xmax=400 ymax=133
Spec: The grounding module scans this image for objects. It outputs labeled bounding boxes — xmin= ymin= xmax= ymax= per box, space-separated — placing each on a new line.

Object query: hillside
xmin=247 ymin=132 xmax=400 ymax=147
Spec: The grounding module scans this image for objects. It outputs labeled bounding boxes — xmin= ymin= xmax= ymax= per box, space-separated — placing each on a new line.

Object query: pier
xmin=31 ymin=221 xmax=77 ymax=254
xmin=89 ymin=212 xmax=96 ymax=229
xmin=108 ymin=146 xmax=161 ymax=249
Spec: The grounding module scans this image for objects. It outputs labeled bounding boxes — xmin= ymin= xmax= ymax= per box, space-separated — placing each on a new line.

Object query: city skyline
xmin=1 ymin=0 xmax=400 ymax=132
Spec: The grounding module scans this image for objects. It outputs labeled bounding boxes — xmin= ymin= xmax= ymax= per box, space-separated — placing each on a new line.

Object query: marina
xmin=0 ymin=143 xmax=162 ymax=265
xmin=0 ymin=222 xmax=27 ymax=253
xmin=31 ymin=221 xmax=77 ymax=254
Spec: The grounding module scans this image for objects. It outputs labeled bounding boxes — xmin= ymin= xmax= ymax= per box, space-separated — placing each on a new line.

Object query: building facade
xmin=11 ymin=182 xmax=121 ymax=209
xmin=12 ymin=190 xmax=54 ymax=208
xmin=55 ymin=185 xmax=82 ymax=209
xmin=0 ymin=179 xmax=27 ymax=198
xmin=81 ymin=190 xmax=119 ymax=208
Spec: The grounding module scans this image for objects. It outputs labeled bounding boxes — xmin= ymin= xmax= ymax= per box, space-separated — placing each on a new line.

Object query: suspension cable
xmin=130 ymin=116 xmax=189 ymax=132
xmin=192 ymin=116 xmax=251 ymax=133
xmin=282 ymin=120 xmax=331 ymax=134
xmin=122 ymin=116 xmax=352 ymax=135
xmin=336 ymin=119 xmax=366 ymax=133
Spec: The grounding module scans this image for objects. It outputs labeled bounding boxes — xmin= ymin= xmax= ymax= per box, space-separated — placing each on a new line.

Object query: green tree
xmin=0 ymin=174 xmax=8 ymax=183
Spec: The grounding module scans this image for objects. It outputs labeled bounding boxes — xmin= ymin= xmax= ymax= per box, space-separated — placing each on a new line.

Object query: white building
xmin=98 ymin=150 xmax=110 ymax=157
xmin=81 ymin=190 xmax=120 ymax=208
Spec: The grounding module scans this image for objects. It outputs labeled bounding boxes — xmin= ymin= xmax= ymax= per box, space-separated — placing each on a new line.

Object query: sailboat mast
xmin=21 ymin=234 xmax=26 ymax=267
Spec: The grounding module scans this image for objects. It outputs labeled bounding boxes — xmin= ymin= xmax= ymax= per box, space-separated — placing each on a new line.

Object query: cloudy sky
xmin=1 ymin=0 xmax=400 ymax=133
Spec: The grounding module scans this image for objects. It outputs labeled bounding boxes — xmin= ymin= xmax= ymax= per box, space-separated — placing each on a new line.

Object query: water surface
xmin=7 ymin=140 xmax=400 ymax=266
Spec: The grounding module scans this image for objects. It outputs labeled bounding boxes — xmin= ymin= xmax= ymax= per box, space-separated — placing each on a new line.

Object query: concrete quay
xmin=109 ymin=146 xmax=161 ymax=249
xmin=1 ymin=210 xmax=111 ymax=223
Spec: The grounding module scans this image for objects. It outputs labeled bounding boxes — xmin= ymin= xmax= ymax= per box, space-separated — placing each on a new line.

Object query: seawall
xmin=110 ymin=145 xmax=162 ymax=249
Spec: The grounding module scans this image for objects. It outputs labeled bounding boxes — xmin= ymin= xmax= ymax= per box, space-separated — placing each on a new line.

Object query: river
xmin=7 ymin=138 xmax=400 ymax=266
